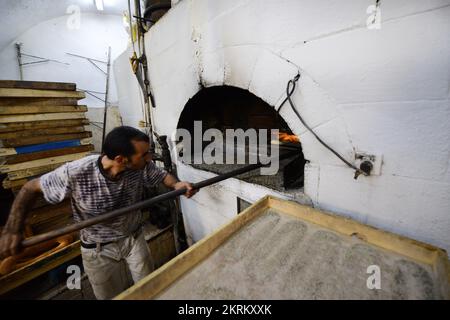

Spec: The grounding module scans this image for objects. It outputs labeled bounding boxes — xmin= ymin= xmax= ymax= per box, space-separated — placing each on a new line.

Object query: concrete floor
xmin=157 ymin=209 xmax=442 ymax=300
xmin=38 ymin=274 xmax=96 ymax=300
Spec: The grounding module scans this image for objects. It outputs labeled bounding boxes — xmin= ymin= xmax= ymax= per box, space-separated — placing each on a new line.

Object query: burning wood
xmin=278 ymin=132 xmax=299 ymax=143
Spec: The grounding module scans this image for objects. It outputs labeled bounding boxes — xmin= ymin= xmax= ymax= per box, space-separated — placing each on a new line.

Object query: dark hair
xmin=102 ymin=126 xmax=150 ymax=159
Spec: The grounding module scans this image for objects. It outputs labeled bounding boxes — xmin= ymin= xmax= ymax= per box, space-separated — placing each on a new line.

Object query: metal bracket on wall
xmin=15 ymin=43 xmax=70 ymax=80
xmin=78 ymin=88 xmax=108 ymax=104
xmin=65 ymin=52 xmax=107 ymax=75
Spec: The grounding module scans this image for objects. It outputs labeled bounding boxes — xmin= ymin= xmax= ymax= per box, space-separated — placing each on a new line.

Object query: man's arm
xmin=0 ymin=178 xmax=42 ymax=258
xmin=162 ymin=173 xmax=197 ymax=198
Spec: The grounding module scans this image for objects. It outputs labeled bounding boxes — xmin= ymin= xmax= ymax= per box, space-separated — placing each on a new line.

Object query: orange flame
xmin=278 ymin=132 xmax=300 ymax=143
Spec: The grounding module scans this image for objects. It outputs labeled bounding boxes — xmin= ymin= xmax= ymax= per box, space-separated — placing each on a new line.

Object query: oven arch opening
xmin=176 ymin=86 xmax=307 ymax=191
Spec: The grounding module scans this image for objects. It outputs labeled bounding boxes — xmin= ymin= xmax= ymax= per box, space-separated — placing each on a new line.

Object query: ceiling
xmin=0 ymin=0 xmax=130 ymax=51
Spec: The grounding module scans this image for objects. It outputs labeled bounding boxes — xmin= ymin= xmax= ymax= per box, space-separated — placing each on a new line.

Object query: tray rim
xmin=115 ymin=195 xmax=450 ymax=300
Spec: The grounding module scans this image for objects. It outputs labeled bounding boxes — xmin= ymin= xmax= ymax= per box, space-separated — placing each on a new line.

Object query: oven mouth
xmin=176 ymin=85 xmax=307 ymax=192
xmin=176 ymin=138 xmax=305 ymax=192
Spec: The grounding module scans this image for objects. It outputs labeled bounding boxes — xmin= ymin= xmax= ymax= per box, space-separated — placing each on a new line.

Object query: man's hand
xmin=163 ymin=174 xmax=198 ymax=198
xmin=0 ymin=230 xmax=22 ymax=259
xmin=0 ymin=178 xmax=41 ymax=259
xmin=173 ymin=181 xmax=197 ymax=198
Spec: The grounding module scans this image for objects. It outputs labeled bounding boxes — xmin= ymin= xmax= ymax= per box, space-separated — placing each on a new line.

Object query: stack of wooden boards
xmin=0 ymin=80 xmax=92 ymax=294
xmin=0 ymin=80 xmax=93 ymax=190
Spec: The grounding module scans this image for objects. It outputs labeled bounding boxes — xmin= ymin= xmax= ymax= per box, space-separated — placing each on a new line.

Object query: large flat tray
xmin=116 ymin=196 xmax=450 ymax=300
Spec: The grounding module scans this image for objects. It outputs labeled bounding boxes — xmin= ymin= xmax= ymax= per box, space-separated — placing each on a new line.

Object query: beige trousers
xmin=81 ymin=231 xmax=154 ymax=300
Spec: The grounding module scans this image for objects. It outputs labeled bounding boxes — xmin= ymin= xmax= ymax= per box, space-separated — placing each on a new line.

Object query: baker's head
xmin=102 ymin=126 xmax=152 ymax=170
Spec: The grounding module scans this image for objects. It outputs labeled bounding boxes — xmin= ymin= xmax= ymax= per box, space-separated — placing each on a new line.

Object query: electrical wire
xmin=280 ymin=73 xmax=364 ymax=175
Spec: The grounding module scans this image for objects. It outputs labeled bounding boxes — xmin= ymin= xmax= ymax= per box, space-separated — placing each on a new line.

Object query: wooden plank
xmin=0 ymin=80 xmax=76 ymax=91
xmin=5 ymin=144 xmax=94 ymax=164
xmin=0 ymin=98 xmax=78 ymax=106
xmin=31 ymin=210 xmax=73 ymax=229
xmin=0 ymin=88 xmax=85 ymax=99
xmin=0 ymin=105 xmax=87 ymax=115
xmin=0 ymin=119 xmax=89 ymax=133
xmin=27 ymin=201 xmax=72 ymax=226
xmin=433 ymin=251 xmax=450 ymax=298
xmin=115 ymin=196 xmax=270 ymax=300
xmin=8 ymin=163 xmax=67 ymax=181
xmin=268 ymin=197 xmax=442 ymax=266
xmin=0 ymin=148 xmax=17 ymax=156
xmin=0 ymin=126 xmax=87 ymax=139
xmin=148 ymin=226 xmax=177 ymax=269
xmin=4 ymin=184 xmax=71 ymax=201
xmin=32 ymin=215 xmax=74 ymax=235
xmin=3 ymin=131 xmax=92 ymax=147
xmin=0 ymin=152 xmax=90 ymax=173
xmin=0 ymin=241 xmax=80 ymax=296
xmin=31 ymin=209 xmax=73 ymax=227
xmin=2 ymin=178 xmax=28 ymax=189
xmin=0 ymin=112 xmax=86 ymax=123
xmin=0 ymin=138 xmax=92 ymax=156
xmin=0 ymin=177 xmax=52 ymax=190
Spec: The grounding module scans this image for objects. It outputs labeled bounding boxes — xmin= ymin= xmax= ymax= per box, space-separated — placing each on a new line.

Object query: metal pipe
xmin=101 ymin=47 xmax=111 ymax=153
xmin=66 ymin=52 xmax=107 ymax=64
xmin=15 ymin=43 xmax=23 ymax=80
xmin=21 ymin=150 xmax=299 ymax=248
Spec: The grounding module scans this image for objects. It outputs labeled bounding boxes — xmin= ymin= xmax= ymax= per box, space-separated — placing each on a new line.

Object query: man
xmin=0 ymin=126 xmax=197 ymax=299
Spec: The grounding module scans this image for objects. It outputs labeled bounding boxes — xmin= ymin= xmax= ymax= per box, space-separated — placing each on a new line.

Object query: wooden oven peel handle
xmin=20 ymin=150 xmax=300 ymax=249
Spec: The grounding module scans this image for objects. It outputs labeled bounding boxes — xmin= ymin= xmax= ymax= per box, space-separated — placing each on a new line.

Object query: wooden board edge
xmin=0 ymin=148 xmax=17 ymax=156
xmin=7 ymin=163 xmax=67 ymax=180
xmin=0 ymin=112 xmax=86 ymax=123
xmin=4 ymin=144 xmax=94 ymax=164
xmin=0 ymin=152 xmax=90 ymax=173
xmin=2 ymin=178 xmax=28 ymax=189
xmin=0 ymin=126 xmax=87 ymax=140
xmin=266 ymin=196 xmax=444 ymax=266
xmin=115 ymin=196 xmax=272 ymax=300
xmin=0 ymin=80 xmax=76 ymax=91
xmin=0 ymin=88 xmax=85 ymax=99
xmin=0 ymin=105 xmax=88 ymax=115
xmin=0 ymin=241 xmax=81 ymax=296
xmin=1 ymin=139 xmax=92 ymax=158
xmin=0 ymin=119 xmax=90 ymax=133
xmin=80 ymin=138 xmax=93 ymax=145
xmin=4 ymin=132 xmax=92 ymax=148
xmin=432 ymin=250 xmax=450 ymax=299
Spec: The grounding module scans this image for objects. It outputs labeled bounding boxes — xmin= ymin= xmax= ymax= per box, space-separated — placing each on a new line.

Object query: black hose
xmin=278 ymin=73 xmax=363 ymax=175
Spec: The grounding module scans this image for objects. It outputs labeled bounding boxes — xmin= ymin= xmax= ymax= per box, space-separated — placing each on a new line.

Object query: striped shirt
xmin=39 ymin=155 xmax=168 ymax=244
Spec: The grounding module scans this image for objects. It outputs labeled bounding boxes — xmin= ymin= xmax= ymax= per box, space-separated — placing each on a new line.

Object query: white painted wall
xmin=0 ymin=13 xmax=128 ymax=108
xmin=115 ymin=0 xmax=450 ymax=253
xmin=85 ymin=106 xmax=123 ymax=152
xmin=0 ymin=0 xmax=129 ymax=52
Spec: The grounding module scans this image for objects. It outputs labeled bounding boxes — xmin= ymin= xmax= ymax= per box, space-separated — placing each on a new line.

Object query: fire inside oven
xmin=176 ymin=86 xmax=307 ymax=191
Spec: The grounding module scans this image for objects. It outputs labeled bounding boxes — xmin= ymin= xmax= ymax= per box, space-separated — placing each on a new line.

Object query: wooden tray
xmin=116 ymin=196 xmax=450 ymax=300
xmin=0 ymin=241 xmax=80 ymax=296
